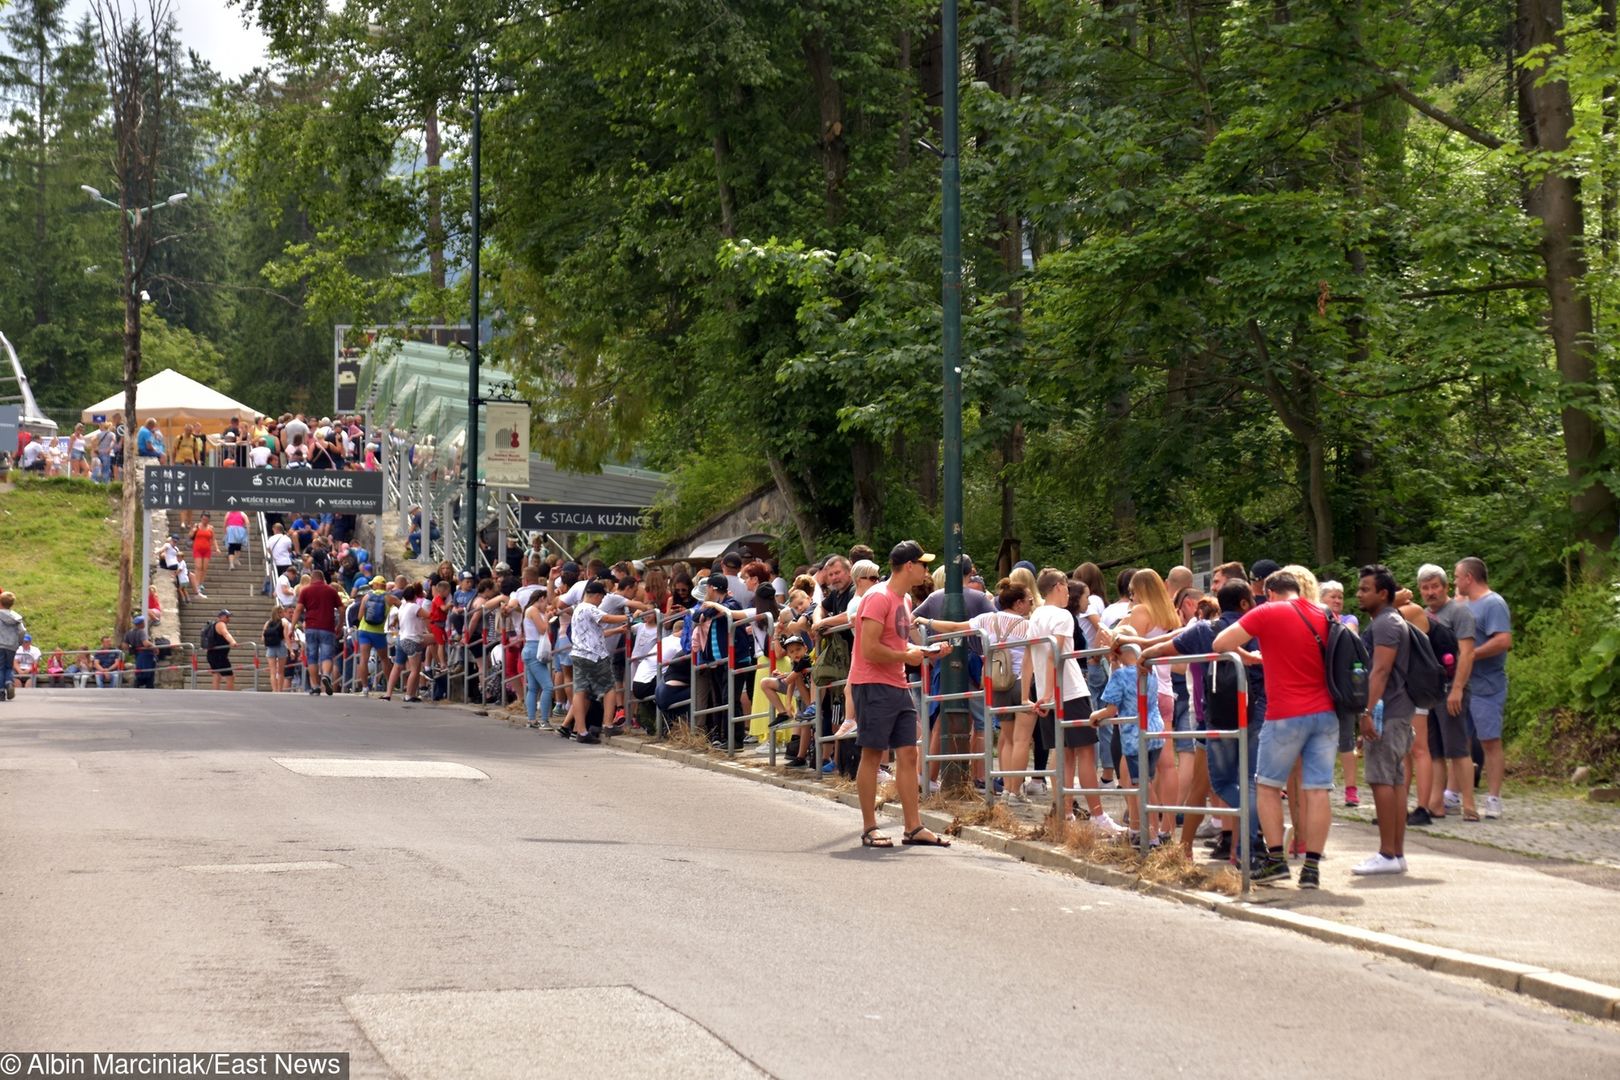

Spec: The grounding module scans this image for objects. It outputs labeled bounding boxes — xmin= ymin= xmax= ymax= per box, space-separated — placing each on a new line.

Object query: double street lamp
xmin=80 ymin=185 xmax=188 ymax=299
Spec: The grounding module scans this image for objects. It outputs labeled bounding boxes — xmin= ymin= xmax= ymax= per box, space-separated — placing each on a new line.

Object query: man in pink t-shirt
xmin=853 ymin=541 xmax=950 ymax=850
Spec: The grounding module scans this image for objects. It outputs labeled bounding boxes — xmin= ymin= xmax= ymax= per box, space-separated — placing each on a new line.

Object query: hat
xmin=1117 ymin=639 xmax=1142 ymax=660
xmin=131 ymin=616 xmax=144 ymax=624
xmin=1250 ymin=559 xmax=1281 ymax=582
xmin=494 ymin=562 xmax=510 ymax=574
xmin=459 ymin=570 xmax=474 ymax=580
xmin=632 ymin=559 xmax=646 ymax=574
xmin=216 ymin=609 xmax=232 ymax=618
xmin=782 ymin=633 xmax=808 ymax=649
xmin=889 ymin=540 xmax=936 ymax=567
xmin=1013 ymin=559 xmax=1038 ymax=574
xmin=562 ymin=560 xmax=580 ymax=575
xmin=706 ymin=573 xmax=729 ymax=592
xmin=360 ymin=562 xmax=373 ymax=572
xmin=22 ymin=632 xmax=32 ymax=640
xmin=370 ymin=575 xmax=387 ymax=587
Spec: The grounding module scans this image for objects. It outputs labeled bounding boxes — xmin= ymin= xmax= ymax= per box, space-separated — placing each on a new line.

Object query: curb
xmin=604 ymin=733 xmax=1620 ymax=1023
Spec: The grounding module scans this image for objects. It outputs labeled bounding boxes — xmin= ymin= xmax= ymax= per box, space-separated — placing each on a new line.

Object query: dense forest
xmin=3 ymin=1 xmax=1618 ymax=757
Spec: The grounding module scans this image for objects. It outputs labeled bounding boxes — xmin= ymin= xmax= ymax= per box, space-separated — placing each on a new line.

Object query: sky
xmin=67 ymin=0 xmax=273 ymax=81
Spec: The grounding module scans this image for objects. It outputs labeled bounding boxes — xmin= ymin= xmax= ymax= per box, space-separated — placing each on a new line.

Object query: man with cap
xmin=353 ymin=575 xmax=393 ymax=695
xmin=123 ymin=618 xmax=157 ymax=689
xmin=11 ymin=632 xmax=41 ymax=689
xmin=559 ymin=579 xmax=631 ymax=743
xmin=854 ymin=541 xmax=951 ymax=849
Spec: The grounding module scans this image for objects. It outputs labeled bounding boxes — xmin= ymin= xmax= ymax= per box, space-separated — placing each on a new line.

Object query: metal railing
xmin=685 ymin=606 xmax=775 ymax=755
xmin=651 ymin=609 xmax=692 ymax=738
xmin=16 ymin=643 xmax=199 ymax=690
xmin=809 ymin=622 xmax=856 ymax=774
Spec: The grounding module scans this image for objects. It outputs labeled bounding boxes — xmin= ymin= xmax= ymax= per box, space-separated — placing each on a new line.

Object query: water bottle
xmin=1442 ymin=652 xmax=1456 ymax=677
xmin=1349 ymin=660 xmax=1368 ymax=708
xmin=1373 ymin=699 xmax=1385 ymax=736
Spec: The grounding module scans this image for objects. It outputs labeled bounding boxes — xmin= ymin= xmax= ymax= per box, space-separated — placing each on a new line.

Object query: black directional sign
xmin=142 ymin=466 xmax=385 ymax=514
xmin=517 ymin=502 xmax=651 ymax=534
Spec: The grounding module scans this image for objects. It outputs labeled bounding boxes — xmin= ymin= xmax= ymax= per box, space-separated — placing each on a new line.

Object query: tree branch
xmin=1386 ymin=81 xmax=1506 ymax=150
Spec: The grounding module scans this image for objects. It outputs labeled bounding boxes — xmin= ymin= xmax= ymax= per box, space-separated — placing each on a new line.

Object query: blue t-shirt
xmin=136 ymin=427 xmax=155 ymax=457
xmin=1467 ymin=591 xmax=1512 ymax=695
xmin=1102 ymin=664 xmax=1162 ymax=756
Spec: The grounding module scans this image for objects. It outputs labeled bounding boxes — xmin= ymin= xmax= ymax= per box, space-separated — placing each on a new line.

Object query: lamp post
xmin=466 ymin=66 xmax=482 ymax=571
xmin=939 ymin=0 xmax=967 ymax=719
xmin=81 ymin=183 xmax=187 ymax=632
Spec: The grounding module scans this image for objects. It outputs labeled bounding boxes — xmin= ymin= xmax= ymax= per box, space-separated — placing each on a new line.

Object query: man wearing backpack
xmin=1213 ymin=571 xmax=1339 ymax=888
xmin=1415 ymin=564 xmax=1478 ymax=822
xmin=1355 ymin=565 xmax=1421 ymax=875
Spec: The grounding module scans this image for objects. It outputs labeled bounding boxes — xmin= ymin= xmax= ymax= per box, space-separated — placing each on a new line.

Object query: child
xmin=426 ymin=579 xmax=451 ymax=675
xmin=761 ymin=633 xmax=813 ymax=730
xmin=1091 ymin=640 xmax=1167 ymax=840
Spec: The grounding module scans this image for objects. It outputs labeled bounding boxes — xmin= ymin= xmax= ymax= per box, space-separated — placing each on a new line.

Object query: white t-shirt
xmin=249 ymin=445 xmax=273 ymax=467
xmin=398 ymin=599 xmax=428 ymax=642
xmin=1077 ymin=594 xmax=1106 ymax=649
xmin=1028 ymin=603 xmax=1087 ymax=703
xmin=274 ymin=575 xmax=298 ymax=608
xmin=267 ymin=533 xmax=294 ymax=567
xmin=972 ymin=610 xmax=1030 ymax=676
xmin=1100 ymin=599 xmax=1132 ymax=630
xmin=512 ymin=584 xmax=543 ymax=642
xmin=631 ymin=623 xmax=661 ymax=683
xmin=524 ymin=607 xmax=553 ymax=661
xmin=561 ymin=579 xmax=587 ymax=607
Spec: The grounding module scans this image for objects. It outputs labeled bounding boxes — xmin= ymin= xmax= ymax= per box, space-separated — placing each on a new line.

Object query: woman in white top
xmin=384 ymin=583 xmax=429 ymax=702
xmin=923 ymin=579 xmax=1037 ymax=799
xmin=522 ymin=590 xmax=555 ymax=728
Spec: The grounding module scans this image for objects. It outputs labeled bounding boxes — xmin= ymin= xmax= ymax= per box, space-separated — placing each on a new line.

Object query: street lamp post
xmin=939 ymin=0 xmax=967 ymax=727
xmin=466 ymin=69 xmax=482 ymax=572
xmin=81 ymin=183 xmax=188 ymax=632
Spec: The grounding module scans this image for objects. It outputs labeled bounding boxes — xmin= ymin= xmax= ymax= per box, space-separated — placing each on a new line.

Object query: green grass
xmin=0 ymin=477 xmax=124 ymax=652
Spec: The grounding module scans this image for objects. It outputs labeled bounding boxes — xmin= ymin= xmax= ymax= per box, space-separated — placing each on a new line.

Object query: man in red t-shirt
xmin=852 ymin=541 xmax=950 ymax=850
xmin=1214 ymin=570 xmax=1338 ymax=887
xmin=293 ymin=570 xmax=343 ymax=696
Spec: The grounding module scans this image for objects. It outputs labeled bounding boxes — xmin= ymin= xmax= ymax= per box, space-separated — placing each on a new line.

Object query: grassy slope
xmin=0 ymin=478 xmax=123 ymax=651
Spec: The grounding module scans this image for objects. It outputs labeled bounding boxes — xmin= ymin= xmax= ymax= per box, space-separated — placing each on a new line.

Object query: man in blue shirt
xmin=1141 ymin=579 xmax=1258 ymax=862
xmin=1456 ymin=556 xmax=1512 ymax=819
xmin=135 ymin=419 xmax=165 ymax=461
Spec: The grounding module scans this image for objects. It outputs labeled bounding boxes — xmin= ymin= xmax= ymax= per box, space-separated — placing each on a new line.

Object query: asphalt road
xmin=4 ymin=690 xmax=1619 ymax=1080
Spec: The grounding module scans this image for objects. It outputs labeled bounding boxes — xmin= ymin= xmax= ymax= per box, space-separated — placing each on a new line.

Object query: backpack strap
xmin=1289 ymin=599 xmax=1331 ymax=666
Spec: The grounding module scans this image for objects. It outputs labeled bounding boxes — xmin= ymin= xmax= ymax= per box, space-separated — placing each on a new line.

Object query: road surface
xmin=3 ymin=689 xmax=1619 ymax=1079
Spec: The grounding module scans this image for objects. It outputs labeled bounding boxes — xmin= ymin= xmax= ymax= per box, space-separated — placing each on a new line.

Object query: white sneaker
xmin=1483 ymin=794 xmax=1502 ymax=818
xmin=1195 ymin=818 xmax=1222 ymax=839
xmin=1443 ymin=789 xmax=1462 ymax=810
xmin=1351 ymin=853 xmax=1407 ymax=876
xmin=1098 ymin=778 xmax=1119 ymax=790
xmin=1005 ymin=787 xmax=1028 ymax=804
xmin=1091 ymin=812 xmax=1128 ymax=835
xmin=877 ymin=768 xmax=895 ymax=783
xmin=1023 ymin=779 xmax=1049 ymax=797
xmin=927 ymin=780 xmax=941 ymax=794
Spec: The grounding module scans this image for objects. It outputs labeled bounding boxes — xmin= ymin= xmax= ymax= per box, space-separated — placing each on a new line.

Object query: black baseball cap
xmin=1250 ymin=559 xmax=1281 ymax=582
xmin=706 ymin=573 xmax=729 ymax=592
xmin=889 ymin=540 xmax=936 ymax=567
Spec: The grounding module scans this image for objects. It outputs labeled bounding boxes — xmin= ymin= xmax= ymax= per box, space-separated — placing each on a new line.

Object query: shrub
xmin=1506 ymin=578 xmax=1620 ymax=774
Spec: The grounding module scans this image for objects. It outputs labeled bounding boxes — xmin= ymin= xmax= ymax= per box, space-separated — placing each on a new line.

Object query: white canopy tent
xmin=80 ymin=369 xmax=265 ymax=445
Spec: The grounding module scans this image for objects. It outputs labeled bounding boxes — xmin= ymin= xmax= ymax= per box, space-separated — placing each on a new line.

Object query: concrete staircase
xmin=170 ymin=515 xmax=276 ymax=687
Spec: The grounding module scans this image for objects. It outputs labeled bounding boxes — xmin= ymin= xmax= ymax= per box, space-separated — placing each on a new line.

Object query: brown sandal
xmin=861 ymin=828 xmax=894 ymax=848
xmin=1462 ymin=809 xmax=1480 ymax=822
xmin=902 ymin=826 xmax=951 ymax=847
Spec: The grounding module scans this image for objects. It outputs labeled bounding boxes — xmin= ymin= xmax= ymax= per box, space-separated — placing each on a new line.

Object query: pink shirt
xmin=224 ymin=510 xmax=248 ymax=529
xmin=847 ymin=585 xmax=911 ymax=689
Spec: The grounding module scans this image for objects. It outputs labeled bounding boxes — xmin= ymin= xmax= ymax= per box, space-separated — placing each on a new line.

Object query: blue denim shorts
xmin=1469 ymin=688 xmax=1506 ymax=741
xmin=1170 ymin=673 xmax=1194 ymax=753
xmin=304 ymin=628 xmax=337 ymax=667
xmin=1255 ymin=710 xmax=1339 ymax=790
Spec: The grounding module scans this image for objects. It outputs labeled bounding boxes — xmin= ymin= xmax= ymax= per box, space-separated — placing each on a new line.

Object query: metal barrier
xmin=21 ymin=643 xmax=200 ymax=690
xmin=620 ymin=613 xmax=664 ymax=735
xmin=684 ymin=606 xmax=774 ymax=754
xmin=651 ymin=609 xmax=691 ymax=738
xmin=809 ymin=622 xmax=856 ymax=775
xmin=916 ymin=626 xmax=998 ymax=796
xmin=1135 ymin=652 xmax=1252 ymax=893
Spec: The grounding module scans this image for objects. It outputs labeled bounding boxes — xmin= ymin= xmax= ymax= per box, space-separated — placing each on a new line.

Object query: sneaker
xmin=1343 ymin=785 xmax=1360 ymax=808
xmin=1351 ymin=853 xmax=1407 ymax=876
xmin=821 ymin=759 xmax=837 ymax=775
xmin=785 ymin=756 xmax=808 ymax=768
xmin=1443 ymin=789 xmax=1462 ymax=810
xmin=1091 ymin=812 xmax=1128 ymax=835
xmin=1207 ymin=835 xmax=1232 ymax=861
xmin=1298 ymin=863 xmax=1321 ymax=890
xmin=320 ymin=673 xmax=333 ymax=695
xmin=1098 ymin=778 xmax=1119 ymax=790
xmin=1005 ymin=787 xmax=1028 ymax=804
xmin=1023 ymin=779 xmax=1049 ymax=797
xmin=1406 ymin=806 xmax=1434 ymax=827
xmin=1252 ymin=856 xmax=1291 ymax=885
xmin=927 ymin=780 xmax=941 ymax=794
xmin=1483 ymin=794 xmax=1503 ymax=819
xmin=1194 ymin=819 xmax=1221 ymax=840
xmin=576 ymin=731 xmax=601 ymax=744
xmin=877 ymin=768 xmax=895 ymax=783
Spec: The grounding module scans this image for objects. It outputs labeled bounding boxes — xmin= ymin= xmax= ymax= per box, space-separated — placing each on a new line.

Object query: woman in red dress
xmin=190 ymin=512 xmax=216 ymax=594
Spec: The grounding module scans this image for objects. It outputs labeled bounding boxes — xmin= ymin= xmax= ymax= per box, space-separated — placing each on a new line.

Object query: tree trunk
xmin=766 ymin=450 xmax=817 ymax=561
xmin=424 ymin=101 xmax=447 ymax=304
xmin=851 ymin=436 xmax=883 ymax=539
xmin=1517 ymin=0 xmax=1620 ymax=558
xmin=34 ymin=31 xmax=49 ymax=327
xmin=803 ymin=32 xmax=848 ymax=226
xmin=1603 ymin=0 xmax=1618 ymax=258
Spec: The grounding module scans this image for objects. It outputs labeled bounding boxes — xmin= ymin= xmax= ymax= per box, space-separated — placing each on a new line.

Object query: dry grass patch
xmin=668 ymin=724 xmax=715 ymax=754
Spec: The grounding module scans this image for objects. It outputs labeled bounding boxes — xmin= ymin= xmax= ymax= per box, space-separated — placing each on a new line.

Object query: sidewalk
xmin=623 ymin=732 xmax=1620 ymax=1004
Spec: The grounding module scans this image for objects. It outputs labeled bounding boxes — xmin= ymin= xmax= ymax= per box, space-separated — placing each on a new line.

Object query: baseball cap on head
xmin=782 ymin=633 xmax=808 ymax=649
xmin=216 ymin=609 xmax=232 ymax=618
xmin=370 ymin=575 xmax=387 ymax=587
xmin=459 ymin=570 xmax=474 ymax=581
xmin=706 ymin=573 xmax=728 ymax=592
xmin=131 ymin=616 xmax=144 ymax=624
xmin=1250 ymin=559 xmax=1281 ymax=582
xmin=888 ymin=540 xmax=936 ymax=567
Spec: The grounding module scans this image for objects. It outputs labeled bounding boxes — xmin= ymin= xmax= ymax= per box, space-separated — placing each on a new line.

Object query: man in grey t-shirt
xmin=1353 ymin=564 xmax=1414 ymax=876
xmin=1457 ymin=556 xmax=1512 ymax=818
xmin=1417 ymin=564 xmax=1477 ymax=820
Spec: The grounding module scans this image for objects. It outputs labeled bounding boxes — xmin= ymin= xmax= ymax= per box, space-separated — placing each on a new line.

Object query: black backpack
xmin=200 ymin=619 xmax=219 ymax=651
xmin=1289 ymin=601 xmax=1370 ymax=721
xmin=1204 ymin=651 xmax=1243 ymax=731
xmin=1403 ymin=622 xmax=1447 ymax=711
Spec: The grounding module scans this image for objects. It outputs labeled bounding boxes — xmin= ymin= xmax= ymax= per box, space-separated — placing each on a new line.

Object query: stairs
xmin=171 ymin=515 xmax=276 ymax=688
